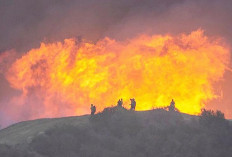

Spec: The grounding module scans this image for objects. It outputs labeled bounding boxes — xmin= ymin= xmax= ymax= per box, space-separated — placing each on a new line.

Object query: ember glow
xmin=6 ymin=30 xmax=230 ymax=119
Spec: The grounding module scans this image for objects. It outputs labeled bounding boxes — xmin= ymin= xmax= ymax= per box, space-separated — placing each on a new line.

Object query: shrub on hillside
xmin=199 ymin=109 xmax=229 ymax=128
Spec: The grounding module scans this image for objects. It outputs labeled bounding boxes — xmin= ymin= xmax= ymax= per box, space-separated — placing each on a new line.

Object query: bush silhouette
xmin=199 ymin=109 xmax=228 ymax=128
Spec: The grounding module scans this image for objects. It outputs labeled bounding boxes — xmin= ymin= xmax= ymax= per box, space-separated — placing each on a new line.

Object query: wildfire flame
xmin=6 ymin=30 xmax=230 ymax=119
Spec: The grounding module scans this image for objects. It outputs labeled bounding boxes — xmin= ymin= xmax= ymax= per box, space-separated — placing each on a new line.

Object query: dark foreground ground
xmin=0 ymin=107 xmax=231 ymax=157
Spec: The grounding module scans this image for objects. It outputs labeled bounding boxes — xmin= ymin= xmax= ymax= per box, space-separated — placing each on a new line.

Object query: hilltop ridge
xmin=0 ymin=108 xmax=231 ymax=157
xmin=0 ymin=108 xmax=194 ymax=145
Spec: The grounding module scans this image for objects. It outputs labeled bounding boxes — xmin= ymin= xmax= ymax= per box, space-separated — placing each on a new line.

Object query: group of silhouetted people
xmin=117 ymin=99 xmax=123 ymax=107
xmin=90 ymin=98 xmax=137 ymax=115
xmin=117 ymin=98 xmax=136 ymax=110
xmin=90 ymin=99 xmax=177 ymax=115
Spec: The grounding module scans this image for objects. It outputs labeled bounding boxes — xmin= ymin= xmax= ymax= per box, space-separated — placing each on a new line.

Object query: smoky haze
xmin=0 ymin=0 xmax=232 ymax=127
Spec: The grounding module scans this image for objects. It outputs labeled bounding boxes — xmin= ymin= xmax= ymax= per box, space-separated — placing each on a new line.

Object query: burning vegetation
xmin=5 ymin=29 xmax=230 ymax=121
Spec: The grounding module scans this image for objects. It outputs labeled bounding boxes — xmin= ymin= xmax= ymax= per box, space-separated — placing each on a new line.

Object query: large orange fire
xmin=6 ymin=30 xmax=230 ymax=119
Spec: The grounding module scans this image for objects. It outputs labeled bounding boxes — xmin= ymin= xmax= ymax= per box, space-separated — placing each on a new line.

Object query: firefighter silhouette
xmin=168 ymin=99 xmax=175 ymax=112
xmin=90 ymin=104 xmax=96 ymax=115
xmin=117 ymin=99 xmax=123 ymax=107
xmin=130 ymin=98 xmax=136 ymax=110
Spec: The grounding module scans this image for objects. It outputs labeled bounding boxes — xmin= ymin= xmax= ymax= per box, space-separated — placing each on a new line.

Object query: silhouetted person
xmin=117 ymin=99 xmax=123 ymax=107
xmin=168 ymin=99 xmax=175 ymax=111
xmin=130 ymin=98 xmax=136 ymax=110
xmin=90 ymin=104 xmax=96 ymax=115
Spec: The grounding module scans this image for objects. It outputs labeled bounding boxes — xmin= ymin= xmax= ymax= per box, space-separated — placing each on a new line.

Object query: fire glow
xmin=6 ymin=30 xmax=230 ymax=119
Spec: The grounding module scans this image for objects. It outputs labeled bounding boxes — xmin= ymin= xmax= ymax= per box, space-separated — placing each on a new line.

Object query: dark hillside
xmin=0 ymin=107 xmax=232 ymax=157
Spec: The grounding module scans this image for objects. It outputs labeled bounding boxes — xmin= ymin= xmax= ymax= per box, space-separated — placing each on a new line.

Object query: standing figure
xmin=168 ymin=99 xmax=175 ymax=112
xmin=130 ymin=98 xmax=136 ymax=110
xmin=90 ymin=104 xmax=96 ymax=115
xmin=117 ymin=99 xmax=123 ymax=107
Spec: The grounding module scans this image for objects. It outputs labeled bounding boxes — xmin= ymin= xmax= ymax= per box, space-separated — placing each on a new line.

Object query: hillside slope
xmin=0 ymin=115 xmax=89 ymax=145
xmin=0 ymin=108 xmax=231 ymax=157
xmin=0 ymin=109 xmax=194 ymax=146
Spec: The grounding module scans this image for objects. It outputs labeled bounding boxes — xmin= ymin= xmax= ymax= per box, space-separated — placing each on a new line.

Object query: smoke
xmin=0 ymin=0 xmax=232 ymax=127
xmin=1 ymin=0 xmax=231 ymax=52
